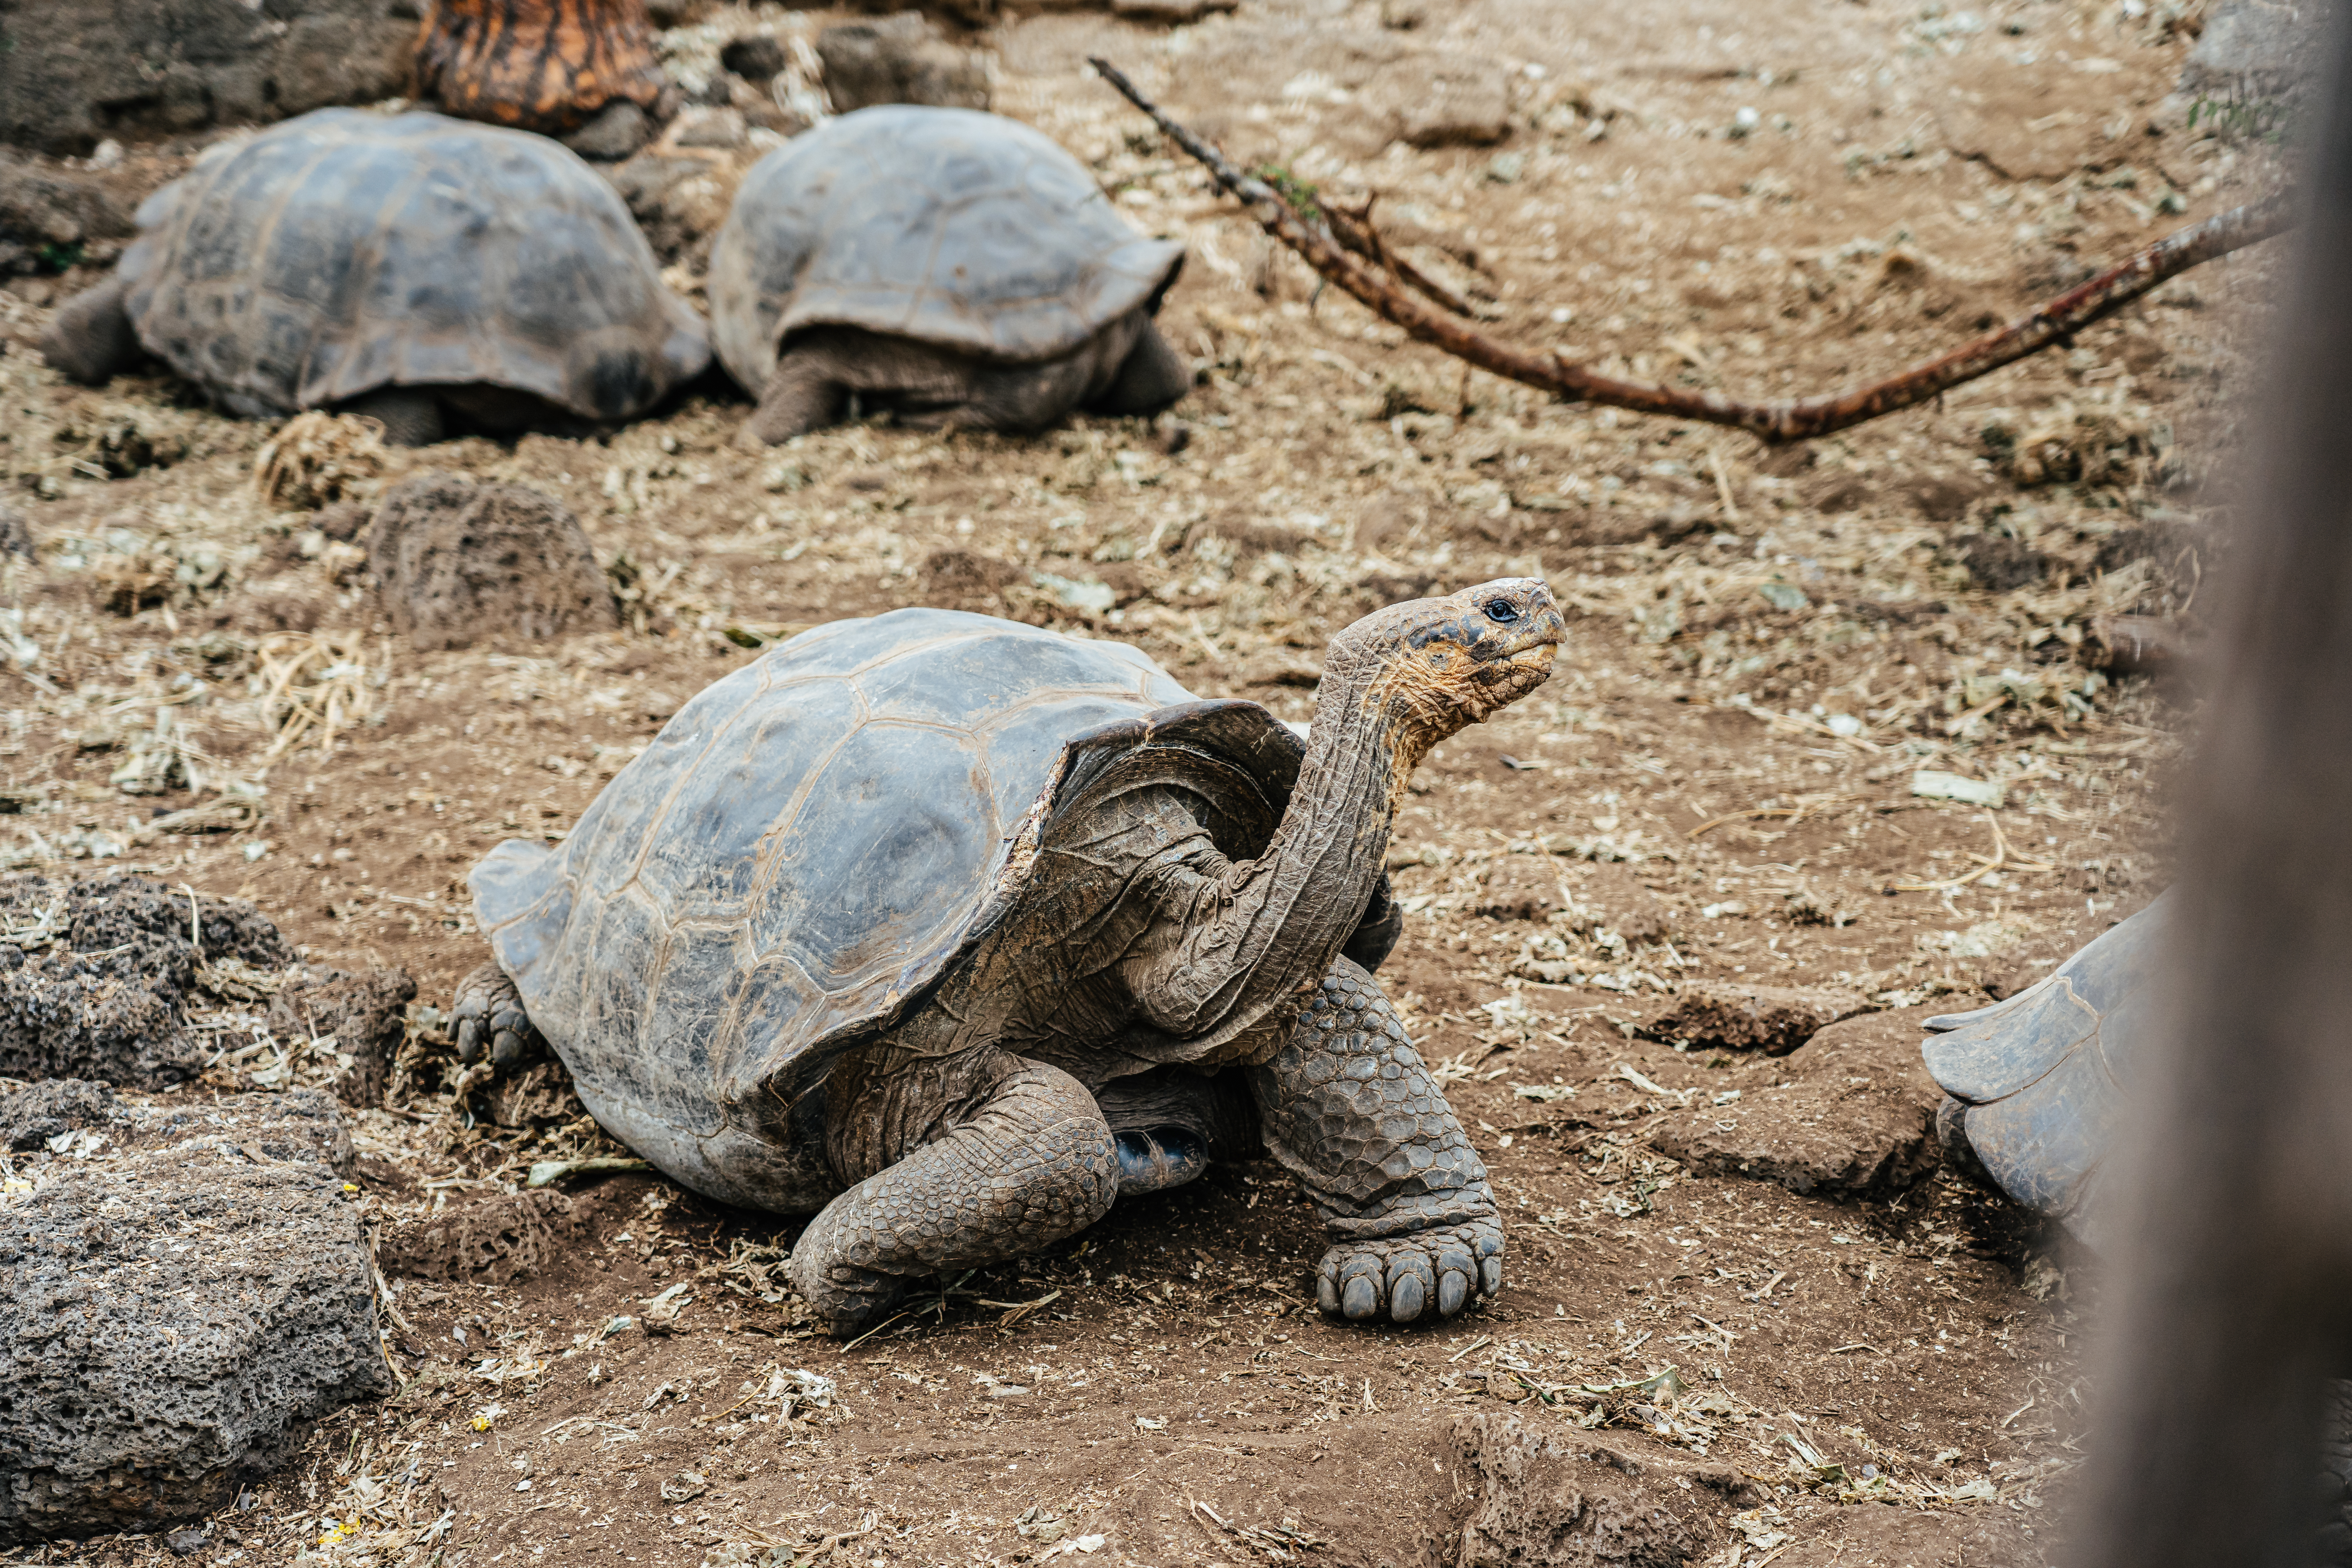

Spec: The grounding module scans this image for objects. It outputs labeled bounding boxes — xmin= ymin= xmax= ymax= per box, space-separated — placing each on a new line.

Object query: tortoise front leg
xmin=1249 ymin=957 xmax=1504 ymax=1324
xmin=789 ymin=1047 xmax=1118 ymax=1334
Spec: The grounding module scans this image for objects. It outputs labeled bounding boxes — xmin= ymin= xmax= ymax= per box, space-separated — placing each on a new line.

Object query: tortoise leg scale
xmin=1249 ymin=957 xmax=1504 ymax=1324
xmin=788 ymin=1056 xmax=1119 ymax=1334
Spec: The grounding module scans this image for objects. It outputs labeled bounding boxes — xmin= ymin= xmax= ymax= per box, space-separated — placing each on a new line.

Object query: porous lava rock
xmin=1651 ymin=980 xmax=1870 ymax=1055
xmin=379 ymin=1189 xmax=587 ymax=1283
xmin=0 ymin=1080 xmax=354 ymax=1170
xmin=0 ymin=0 xmax=412 ymax=156
xmin=0 ymin=154 xmax=133 ymax=278
xmin=1447 ymin=1413 xmax=1757 ymax=1566
xmin=0 ymin=875 xmax=292 ymax=1087
xmin=815 ymin=14 xmax=991 ymax=113
xmin=365 ymin=474 xmax=620 ymax=651
xmin=0 ymin=1092 xmax=382 ymax=1543
xmin=1647 ymin=1007 xmax=1945 ymax=1196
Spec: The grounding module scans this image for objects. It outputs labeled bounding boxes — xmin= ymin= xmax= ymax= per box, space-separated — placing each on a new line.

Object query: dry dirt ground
xmin=0 ymin=0 xmax=2286 ymax=1562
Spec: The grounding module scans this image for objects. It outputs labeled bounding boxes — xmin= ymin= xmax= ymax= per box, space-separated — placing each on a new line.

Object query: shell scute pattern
xmin=474 ymin=611 xmax=1198 ymax=1133
xmin=119 ymin=108 xmax=707 ymax=421
xmin=629 ymin=678 xmax=870 ymax=922
xmin=707 ymin=106 xmax=1185 ymax=392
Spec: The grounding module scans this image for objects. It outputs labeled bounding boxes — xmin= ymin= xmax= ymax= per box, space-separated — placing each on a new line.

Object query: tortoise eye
xmin=1482 ymin=598 xmax=1520 ymax=624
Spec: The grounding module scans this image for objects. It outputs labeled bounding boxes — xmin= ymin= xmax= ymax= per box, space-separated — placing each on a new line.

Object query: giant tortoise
xmin=40 ymin=108 xmax=709 ymax=446
xmin=454 ymin=581 xmax=1564 ymax=1332
xmin=708 ymin=106 xmax=1192 ymax=445
xmin=1920 ymin=891 xmax=2172 ymax=1242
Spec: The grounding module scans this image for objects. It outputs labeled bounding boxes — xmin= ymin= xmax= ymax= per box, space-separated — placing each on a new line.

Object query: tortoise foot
xmin=451 ymin=961 xmax=543 ymax=1071
xmin=1316 ymin=1219 xmax=1503 ymax=1325
xmin=792 ymin=1255 xmax=912 ymax=1336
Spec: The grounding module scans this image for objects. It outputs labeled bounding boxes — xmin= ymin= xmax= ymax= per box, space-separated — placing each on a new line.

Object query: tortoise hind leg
xmin=737 ymin=353 xmax=850 ymax=448
xmin=1087 ymin=316 xmax=1191 ymax=418
xmin=39 ymin=272 xmax=141 ymax=386
xmin=451 ymin=960 xmax=543 ymax=1071
xmin=789 ymin=1047 xmax=1118 ymax=1334
xmin=1094 ymin=1065 xmax=1260 ymax=1196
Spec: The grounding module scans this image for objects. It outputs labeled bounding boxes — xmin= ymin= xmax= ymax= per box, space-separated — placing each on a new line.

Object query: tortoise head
xmin=1323 ymin=577 xmax=1566 ymax=762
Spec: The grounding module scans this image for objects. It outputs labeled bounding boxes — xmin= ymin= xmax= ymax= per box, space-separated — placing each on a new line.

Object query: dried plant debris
xmin=0 ymin=873 xmax=290 ymax=1086
xmin=253 ymin=411 xmax=388 ymax=513
xmin=262 ymin=965 xmax=418 ymax=1110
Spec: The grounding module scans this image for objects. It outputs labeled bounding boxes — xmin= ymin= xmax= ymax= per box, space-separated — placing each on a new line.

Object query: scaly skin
xmin=457 ymin=580 xmax=1563 ymax=1336
xmin=788 ymin=1057 xmax=1118 ymax=1332
xmin=451 ymin=961 xmax=544 ymax=1070
xmin=1252 ymin=958 xmax=1502 ymax=1323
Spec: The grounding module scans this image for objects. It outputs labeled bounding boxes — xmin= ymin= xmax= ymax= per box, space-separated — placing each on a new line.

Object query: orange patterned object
xmin=414 ymin=0 xmax=664 ymax=134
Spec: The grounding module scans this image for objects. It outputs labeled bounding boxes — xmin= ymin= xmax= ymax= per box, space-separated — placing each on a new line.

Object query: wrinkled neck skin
xmin=1121 ymin=637 xmax=1463 ymax=1048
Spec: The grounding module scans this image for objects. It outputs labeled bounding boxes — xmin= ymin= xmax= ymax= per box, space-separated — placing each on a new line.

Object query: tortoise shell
xmin=1921 ymin=889 xmax=2171 ymax=1242
xmin=470 ymin=608 xmax=1394 ymax=1211
xmin=119 ymin=108 xmax=709 ymax=421
xmin=707 ymin=105 xmax=1185 ymax=396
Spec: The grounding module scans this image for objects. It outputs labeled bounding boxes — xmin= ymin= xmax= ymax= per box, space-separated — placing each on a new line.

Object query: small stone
xmin=1380 ymin=0 xmax=1428 ymax=27
xmin=1577 ymin=863 xmax=1673 ymax=944
xmin=664 ymin=105 xmax=748 ymax=151
xmin=561 ymin=100 xmax=652 ymax=162
xmin=1356 ymin=50 xmax=1514 ymax=148
xmin=1109 ymin=0 xmax=1240 ymax=20
xmin=1475 ymin=855 xmax=1565 ymax=921
xmin=720 ymin=33 xmax=788 ymax=81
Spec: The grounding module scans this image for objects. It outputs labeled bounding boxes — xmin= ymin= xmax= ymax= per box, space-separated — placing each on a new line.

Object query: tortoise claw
xmin=1315 ymin=1220 xmax=1505 ymax=1327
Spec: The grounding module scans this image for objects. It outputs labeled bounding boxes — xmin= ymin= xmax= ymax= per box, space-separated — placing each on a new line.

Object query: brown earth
xmin=0 ymin=0 xmax=2271 ymax=1562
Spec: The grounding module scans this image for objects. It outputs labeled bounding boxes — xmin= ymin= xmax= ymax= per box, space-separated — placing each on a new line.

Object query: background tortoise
xmin=456 ymin=582 xmax=1564 ymax=1332
xmin=1921 ymin=890 xmax=2169 ymax=1243
xmin=708 ymin=106 xmax=1192 ymax=445
xmin=40 ymin=108 xmax=710 ymax=446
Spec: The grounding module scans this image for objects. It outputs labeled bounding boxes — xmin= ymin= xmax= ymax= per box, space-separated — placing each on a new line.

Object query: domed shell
xmin=708 ymin=105 xmax=1185 ymax=396
xmin=470 ymin=609 xmax=1390 ymax=1212
xmin=120 ymin=108 xmax=710 ymax=422
xmin=1921 ymin=889 xmax=2173 ymax=1243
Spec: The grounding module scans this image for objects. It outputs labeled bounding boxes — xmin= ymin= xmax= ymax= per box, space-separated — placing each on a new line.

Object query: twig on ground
xmin=1087 ymin=56 xmax=2292 ymax=443
xmin=1887 ymin=812 xmax=2056 ymax=893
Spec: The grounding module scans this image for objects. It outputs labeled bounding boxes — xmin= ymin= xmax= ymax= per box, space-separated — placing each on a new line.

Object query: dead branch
xmin=1324 ymin=198 xmax=1482 ymax=318
xmin=1089 ymin=56 xmax=2292 ymax=444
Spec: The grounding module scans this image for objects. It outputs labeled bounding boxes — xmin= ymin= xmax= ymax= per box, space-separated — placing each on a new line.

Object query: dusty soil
xmin=0 ymin=0 xmax=2280 ymax=1562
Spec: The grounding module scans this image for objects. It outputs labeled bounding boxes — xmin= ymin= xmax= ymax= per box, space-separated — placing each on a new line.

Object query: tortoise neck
xmin=1118 ymin=656 xmax=1433 ymax=1048
xmin=1252 ymin=653 xmax=1417 ymax=944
